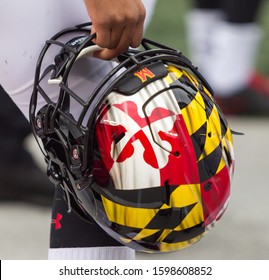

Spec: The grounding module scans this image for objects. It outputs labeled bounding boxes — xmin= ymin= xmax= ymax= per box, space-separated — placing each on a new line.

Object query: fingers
xmin=84 ymin=0 xmax=146 ymax=59
xmin=93 ymin=22 xmax=142 ymax=60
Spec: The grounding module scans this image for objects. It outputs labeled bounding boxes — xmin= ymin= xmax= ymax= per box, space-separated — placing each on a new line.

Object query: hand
xmin=84 ymin=0 xmax=146 ymax=59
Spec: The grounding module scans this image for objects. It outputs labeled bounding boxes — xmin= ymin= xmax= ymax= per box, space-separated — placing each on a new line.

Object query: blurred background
xmin=146 ymin=0 xmax=269 ymax=75
xmin=1 ymin=0 xmax=269 ymax=259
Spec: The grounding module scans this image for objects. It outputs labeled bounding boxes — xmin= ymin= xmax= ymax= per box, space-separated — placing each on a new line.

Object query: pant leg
xmin=194 ymin=0 xmax=262 ymax=23
xmin=0 ymin=85 xmax=31 ymax=162
xmin=49 ymin=186 xmax=135 ymax=259
xmin=220 ymin=0 xmax=263 ymax=23
xmin=50 ymin=186 xmax=123 ymax=249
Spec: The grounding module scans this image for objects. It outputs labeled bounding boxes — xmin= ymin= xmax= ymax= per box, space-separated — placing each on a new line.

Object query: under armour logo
xmin=51 ymin=213 xmax=63 ymax=230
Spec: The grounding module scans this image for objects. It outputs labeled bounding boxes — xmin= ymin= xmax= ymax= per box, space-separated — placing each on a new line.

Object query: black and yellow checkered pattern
xmin=101 ymin=184 xmax=205 ymax=252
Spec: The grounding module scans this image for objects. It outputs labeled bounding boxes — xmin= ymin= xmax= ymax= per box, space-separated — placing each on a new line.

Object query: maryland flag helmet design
xmin=30 ymin=23 xmax=234 ymax=253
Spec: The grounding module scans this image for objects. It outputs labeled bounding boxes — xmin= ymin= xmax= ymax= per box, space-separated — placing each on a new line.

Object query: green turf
xmin=145 ymin=0 xmax=191 ymax=53
xmin=146 ymin=0 xmax=269 ymax=75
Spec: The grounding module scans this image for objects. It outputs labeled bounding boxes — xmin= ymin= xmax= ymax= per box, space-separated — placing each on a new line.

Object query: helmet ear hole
xmin=30 ymin=22 xmax=234 ymax=253
xmin=173 ymin=151 xmax=180 ymax=157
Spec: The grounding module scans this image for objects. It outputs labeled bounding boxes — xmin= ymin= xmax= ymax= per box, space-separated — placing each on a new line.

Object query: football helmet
xmin=30 ymin=22 xmax=234 ymax=253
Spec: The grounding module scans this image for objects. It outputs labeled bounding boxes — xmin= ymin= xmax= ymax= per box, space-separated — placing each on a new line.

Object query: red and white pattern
xmin=96 ymin=80 xmax=199 ymax=190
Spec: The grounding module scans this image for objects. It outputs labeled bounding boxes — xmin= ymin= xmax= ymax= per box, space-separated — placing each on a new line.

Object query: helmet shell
xmin=88 ymin=64 xmax=234 ymax=253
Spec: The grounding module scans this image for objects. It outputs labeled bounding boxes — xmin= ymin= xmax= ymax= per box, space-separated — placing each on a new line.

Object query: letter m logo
xmin=134 ymin=67 xmax=155 ymax=82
